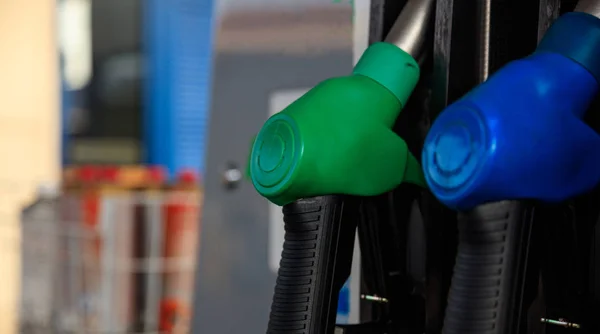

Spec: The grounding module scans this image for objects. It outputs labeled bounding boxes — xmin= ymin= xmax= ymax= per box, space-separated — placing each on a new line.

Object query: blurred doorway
xmin=196 ymin=3 xmax=354 ymax=333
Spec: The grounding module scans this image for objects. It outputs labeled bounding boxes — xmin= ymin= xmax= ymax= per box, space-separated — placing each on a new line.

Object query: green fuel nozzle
xmin=260 ymin=2 xmax=436 ymax=332
xmin=250 ymin=0 xmax=433 ymax=206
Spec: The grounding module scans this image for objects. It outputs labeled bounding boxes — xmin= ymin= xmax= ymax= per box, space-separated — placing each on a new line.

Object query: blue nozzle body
xmin=422 ymin=12 xmax=600 ymax=210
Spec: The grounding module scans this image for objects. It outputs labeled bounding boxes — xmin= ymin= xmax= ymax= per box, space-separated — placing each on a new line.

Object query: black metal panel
xmin=357 ymin=0 xmax=424 ymax=331
xmin=433 ymin=0 xmax=539 ymax=114
xmin=541 ymin=2 xmax=600 ymax=334
xmin=358 ymin=1 xmax=434 ymax=333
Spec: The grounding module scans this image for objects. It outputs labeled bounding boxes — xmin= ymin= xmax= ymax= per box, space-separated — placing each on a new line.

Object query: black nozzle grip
xmin=442 ymin=201 xmax=534 ymax=334
xmin=267 ymin=195 xmax=357 ymax=334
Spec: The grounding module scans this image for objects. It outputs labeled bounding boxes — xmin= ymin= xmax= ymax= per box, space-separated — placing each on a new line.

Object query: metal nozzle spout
xmin=384 ymin=0 xmax=435 ymax=60
xmin=575 ymin=0 xmax=600 ymax=19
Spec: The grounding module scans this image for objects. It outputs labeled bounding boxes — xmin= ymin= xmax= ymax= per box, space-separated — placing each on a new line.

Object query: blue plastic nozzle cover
xmin=422 ymin=12 xmax=600 ymax=210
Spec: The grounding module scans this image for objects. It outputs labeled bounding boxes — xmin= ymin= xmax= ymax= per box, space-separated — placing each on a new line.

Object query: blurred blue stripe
xmin=144 ymin=0 xmax=215 ymax=179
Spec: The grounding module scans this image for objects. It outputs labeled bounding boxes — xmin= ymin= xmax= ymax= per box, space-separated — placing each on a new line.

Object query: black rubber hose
xmin=442 ymin=201 xmax=535 ymax=334
xmin=267 ymin=195 xmax=357 ymax=334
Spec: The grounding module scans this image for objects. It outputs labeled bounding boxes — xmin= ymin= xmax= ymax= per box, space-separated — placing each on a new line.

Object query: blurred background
xmin=0 ymin=0 xmax=357 ymax=333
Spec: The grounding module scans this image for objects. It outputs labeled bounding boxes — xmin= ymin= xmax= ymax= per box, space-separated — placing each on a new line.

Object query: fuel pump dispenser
xmin=249 ymin=0 xmax=600 ymax=333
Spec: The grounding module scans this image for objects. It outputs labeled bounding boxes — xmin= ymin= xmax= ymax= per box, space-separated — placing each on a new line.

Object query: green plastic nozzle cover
xmin=250 ymin=42 xmax=424 ymax=206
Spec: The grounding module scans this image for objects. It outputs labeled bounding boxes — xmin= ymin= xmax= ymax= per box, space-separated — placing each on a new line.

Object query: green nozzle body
xmin=250 ymin=42 xmax=424 ymax=205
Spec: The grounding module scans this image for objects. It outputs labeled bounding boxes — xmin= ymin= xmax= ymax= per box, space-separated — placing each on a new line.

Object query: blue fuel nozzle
xmin=422 ymin=12 xmax=600 ymax=210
